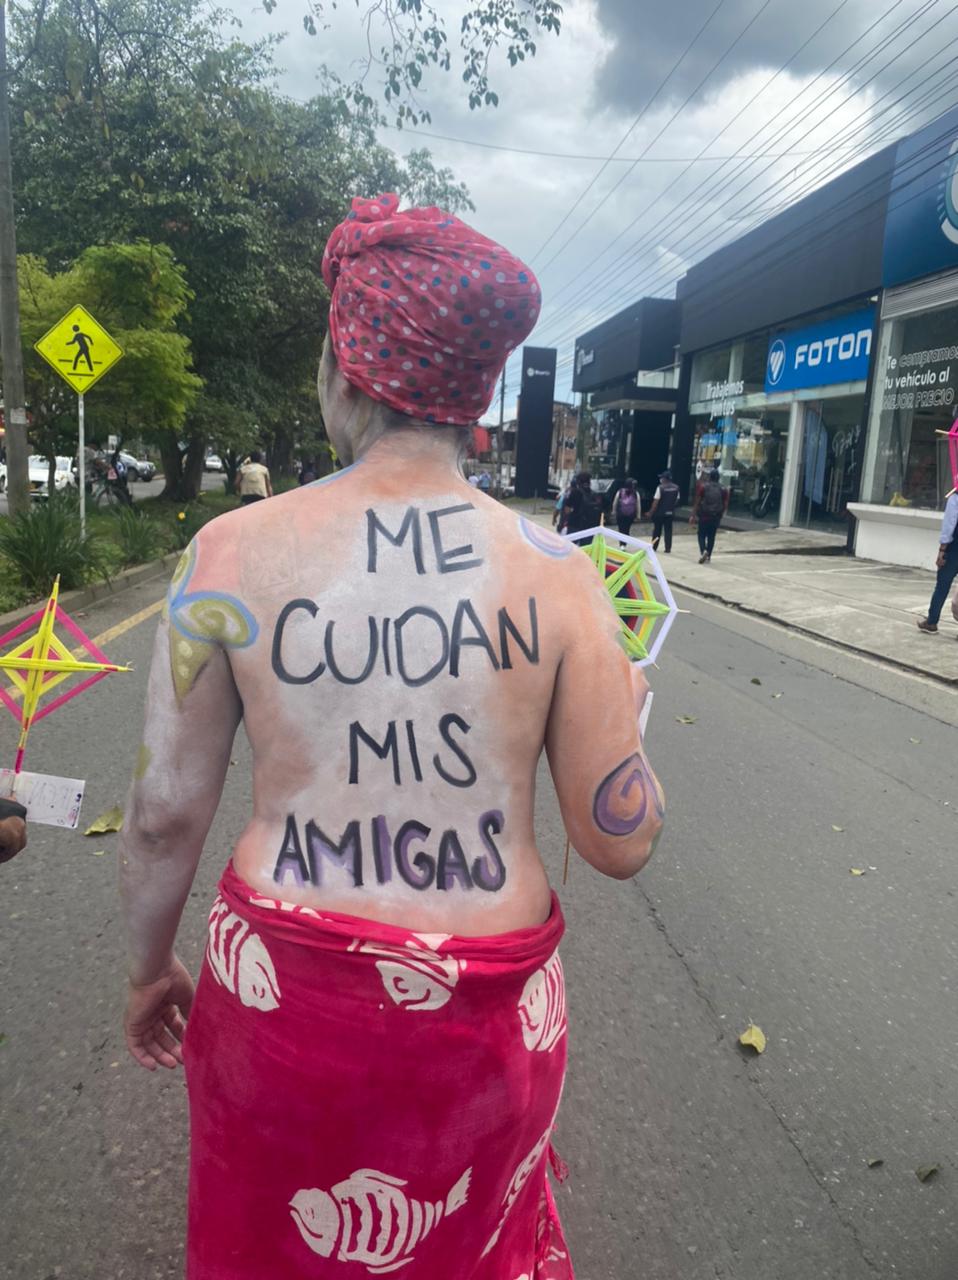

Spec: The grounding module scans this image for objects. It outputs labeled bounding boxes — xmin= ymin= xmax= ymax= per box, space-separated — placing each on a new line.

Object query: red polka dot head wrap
xmin=322 ymin=192 xmax=541 ymax=426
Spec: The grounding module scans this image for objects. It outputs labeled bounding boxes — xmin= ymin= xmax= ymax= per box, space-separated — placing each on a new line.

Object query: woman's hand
xmin=124 ymin=955 xmax=195 ymax=1071
xmin=0 ymin=796 xmax=27 ymax=863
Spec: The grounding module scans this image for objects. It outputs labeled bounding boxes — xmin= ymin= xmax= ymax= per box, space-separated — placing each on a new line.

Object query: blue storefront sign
xmin=764 ymin=307 xmax=876 ymax=394
xmin=883 ymin=104 xmax=958 ymax=287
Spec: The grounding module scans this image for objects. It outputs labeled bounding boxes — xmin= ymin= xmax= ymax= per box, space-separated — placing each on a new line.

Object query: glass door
xmin=794 ymin=396 xmax=865 ymax=529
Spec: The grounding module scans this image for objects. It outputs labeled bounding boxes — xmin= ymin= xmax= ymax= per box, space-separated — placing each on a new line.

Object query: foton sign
xmin=764 ymin=307 xmax=875 ymax=394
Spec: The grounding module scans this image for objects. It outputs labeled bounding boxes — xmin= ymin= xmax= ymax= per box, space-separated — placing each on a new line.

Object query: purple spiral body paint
xmin=592 ymin=753 xmax=652 ymax=836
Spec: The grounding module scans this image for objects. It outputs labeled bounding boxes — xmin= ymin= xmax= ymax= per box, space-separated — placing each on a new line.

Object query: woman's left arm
xmin=120 ymin=568 xmax=242 ymax=1068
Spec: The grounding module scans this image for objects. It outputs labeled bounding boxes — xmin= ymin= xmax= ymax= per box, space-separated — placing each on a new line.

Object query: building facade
xmin=672 ymin=143 xmax=896 ymax=531
xmin=572 ymin=297 xmax=679 ymax=505
xmin=849 ymin=106 xmax=958 ymax=566
xmin=572 ymin=108 xmax=958 ymax=563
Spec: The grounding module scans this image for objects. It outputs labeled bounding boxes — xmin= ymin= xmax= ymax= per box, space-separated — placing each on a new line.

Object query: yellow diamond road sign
xmin=34 ymin=305 xmax=124 ymax=395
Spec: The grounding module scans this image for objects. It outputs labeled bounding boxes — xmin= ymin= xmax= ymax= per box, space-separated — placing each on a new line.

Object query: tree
xmin=18 ymin=241 xmax=201 ymax=484
xmin=10 ymin=0 xmax=479 ymax=498
xmin=299 ymin=1 xmax=563 ymax=125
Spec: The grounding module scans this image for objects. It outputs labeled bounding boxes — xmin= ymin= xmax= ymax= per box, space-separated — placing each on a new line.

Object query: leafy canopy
xmin=10 ymin=0 xmax=477 ymax=494
xmin=298 ymin=0 xmax=563 ymax=124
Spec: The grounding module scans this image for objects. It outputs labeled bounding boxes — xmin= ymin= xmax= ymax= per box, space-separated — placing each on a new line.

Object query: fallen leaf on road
xmin=91 ymin=849 xmax=108 ymax=857
xmin=750 ymin=677 xmax=762 ymax=686
xmin=84 ymin=806 xmax=124 ymax=836
xmin=850 ymin=868 xmax=866 ymax=876
xmin=771 ymin=692 xmax=784 ymax=699
xmin=738 ymin=1024 xmax=767 ymax=1054
xmin=0 ymin=1033 xmax=5 ymax=1047
xmin=910 ymin=738 xmax=921 ymax=744
xmin=916 ymin=1164 xmax=939 ymax=1183
xmin=832 ymin=825 xmax=845 ymax=833
xmin=867 ymin=1158 xmax=884 ymax=1168
xmin=676 ymin=715 xmax=697 ymax=725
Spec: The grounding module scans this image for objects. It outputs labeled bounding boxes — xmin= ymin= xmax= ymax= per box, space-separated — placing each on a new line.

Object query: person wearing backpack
xmin=690 ymin=467 xmax=729 ymax=563
xmin=613 ymin=478 xmax=639 ymax=535
xmin=647 ymin=469 xmax=680 ymax=553
xmin=560 ymin=470 xmax=602 ymax=539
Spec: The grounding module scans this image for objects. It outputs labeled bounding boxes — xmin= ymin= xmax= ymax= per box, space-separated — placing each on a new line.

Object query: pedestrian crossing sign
xmin=34 ymin=304 xmax=124 ymax=394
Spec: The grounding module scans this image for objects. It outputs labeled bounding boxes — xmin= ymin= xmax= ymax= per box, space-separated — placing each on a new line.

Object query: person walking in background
xmin=108 ymin=444 xmax=133 ymax=507
xmin=917 ymin=489 xmax=958 ymax=633
xmin=647 ymin=469 xmax=681 ymax=553
xmin=612 ymin=478 xmax=638 ymax=536
xmin=236 ymin=450 xmax=273 ymax=505
xmin=560 ymin=471 xmax=601 ymax=536
xmin=298 ymin=458 xmax=317 ymax=486
xmin=477 ymin=469 xmax=492 ymax=494
xmin=552 ymin=480 xmax=570 ymax=527
xmin=690 ymin=467 xmax=728 ymax=564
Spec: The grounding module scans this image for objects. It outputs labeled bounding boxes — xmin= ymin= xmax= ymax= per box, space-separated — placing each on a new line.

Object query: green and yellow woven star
xmin=581 ymin=534 xmax=674 ymax=663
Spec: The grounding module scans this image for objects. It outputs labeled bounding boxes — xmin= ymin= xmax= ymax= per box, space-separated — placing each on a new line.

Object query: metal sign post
xmin=33 ymin=304 xmax=123 ymax=535
xmin=78 ymin=394 xmax=85 ymax=538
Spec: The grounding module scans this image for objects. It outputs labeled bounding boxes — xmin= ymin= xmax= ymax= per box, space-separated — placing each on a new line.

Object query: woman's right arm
xmin=545 ymin=557 xmax=664 ymax=879
xmin=119 ymin=541 xmax=243 ymax=1067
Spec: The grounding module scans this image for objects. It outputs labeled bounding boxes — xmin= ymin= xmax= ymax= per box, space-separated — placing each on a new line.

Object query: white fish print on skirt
xmin=518 ymin=951 xmax=567 ymax=1053
xmin=207 ymin=896 xmax=280 ymax=1011
xmin=481 ymin=1124 xmax=553 ymax=1258
xmin=290 ymin=1166 xmax=472 ymax=1274
xmin=348 ymin=933 xmax=460 ymax=1012
xmin=247 ymin=891 xmax=323 ymax=920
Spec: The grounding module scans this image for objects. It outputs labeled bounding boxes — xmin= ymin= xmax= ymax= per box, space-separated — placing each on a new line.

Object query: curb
xmin=0 ymin=551 xmax=179 ymax=630
xmin=670 ymin=576 xmax=958 ymax=689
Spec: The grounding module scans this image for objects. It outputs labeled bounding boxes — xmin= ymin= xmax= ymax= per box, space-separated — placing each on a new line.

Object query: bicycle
xmin=90 ymin=473 xmax=133 ymax=508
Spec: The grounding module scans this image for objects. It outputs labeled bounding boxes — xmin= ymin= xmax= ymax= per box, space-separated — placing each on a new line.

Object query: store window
xmin=690 ymin=407 xmax=790 ymax=518
xmin=586 ymin=408 xmax=630 ymax=480
xmin=863 ymin=299 xmax=958 ymax=508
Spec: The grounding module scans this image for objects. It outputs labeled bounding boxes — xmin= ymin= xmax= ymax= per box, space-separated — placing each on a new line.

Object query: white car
xmin=204 ymin=453 xmax=224 ymax=472
xmin=28 ymin=455 xmax=76 ymax=498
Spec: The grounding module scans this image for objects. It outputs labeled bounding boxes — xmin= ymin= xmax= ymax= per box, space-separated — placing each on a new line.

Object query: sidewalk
xmin=513 ymin=500 xmax=958 ymax=685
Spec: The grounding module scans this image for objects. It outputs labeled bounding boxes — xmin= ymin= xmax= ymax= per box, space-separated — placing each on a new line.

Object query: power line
xmin=536 ymin=1 xmax=957 ymax=353
xmin=551 ymin=37 xmax=958 ymax=352
xmin=569 ymin=29 xmax=958 ymax=343
xmin=547 ymin=114 xmax=958 ymax=379
xmin=535 ymin=0 xmax=783 ymax=276
xmin=529 ymin=0 xmax=729 ymax=263
xmin=377 ymin=125 xmax=867 ymax=164
xmin=535 ymin=0 xmax=930 ymax=337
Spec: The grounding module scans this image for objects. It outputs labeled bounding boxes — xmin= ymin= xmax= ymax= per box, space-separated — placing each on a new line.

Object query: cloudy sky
xmin=225 ymin=0 xmax=958 ymax=411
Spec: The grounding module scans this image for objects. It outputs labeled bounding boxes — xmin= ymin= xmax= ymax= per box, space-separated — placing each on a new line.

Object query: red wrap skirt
xmin=184 ymin=863 xmax=574 ymax=1279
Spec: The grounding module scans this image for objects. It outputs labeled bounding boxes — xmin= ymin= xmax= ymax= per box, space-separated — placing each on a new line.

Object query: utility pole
xmin=495 ymin=367 xmax=505 ymax=497
xmin=0 ymin=0 xmax=28 ymax=517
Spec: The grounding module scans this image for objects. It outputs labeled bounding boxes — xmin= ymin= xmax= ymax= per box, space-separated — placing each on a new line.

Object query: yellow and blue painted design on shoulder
xmin=167 ymin=541 xmax=259 ymax=700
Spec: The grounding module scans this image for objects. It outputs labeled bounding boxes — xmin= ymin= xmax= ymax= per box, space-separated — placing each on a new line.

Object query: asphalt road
xmin=2 ymin=574 xmax=958 ymax=1279
xmin=0 ymin=468 xmax=227 ymax=515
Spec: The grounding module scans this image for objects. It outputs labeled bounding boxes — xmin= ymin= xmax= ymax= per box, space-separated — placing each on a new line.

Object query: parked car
xmin=23 ymin=455 xmax=76 ymax=498
xmin=118 ymin=451 xmax=156 ymax=482
xmin=204 ymin=453 xmax=224 ymax=472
